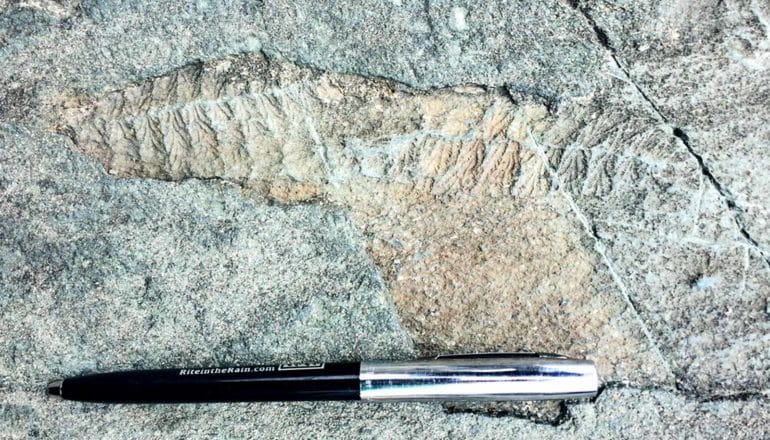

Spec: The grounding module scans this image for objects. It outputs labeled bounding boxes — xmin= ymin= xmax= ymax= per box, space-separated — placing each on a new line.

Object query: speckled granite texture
xmin=1 ymin=1 xmax=768 ymax=438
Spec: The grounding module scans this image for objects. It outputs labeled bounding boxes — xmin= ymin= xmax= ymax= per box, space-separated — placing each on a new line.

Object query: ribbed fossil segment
xmin=55 ymin=54 xmax=671 ymax=387
xmin=57 ymin=53 xmax=545 ymax=203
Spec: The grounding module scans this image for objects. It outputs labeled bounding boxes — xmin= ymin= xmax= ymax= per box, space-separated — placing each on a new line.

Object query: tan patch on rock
xmin=345 ymin=192 xmax=663 ymax=382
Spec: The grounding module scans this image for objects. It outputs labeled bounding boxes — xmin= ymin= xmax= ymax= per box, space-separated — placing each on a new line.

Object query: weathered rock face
xmin=574 ymin=0 xmax=770 ymax=253
xmin=0 ymin=124 xmax=415 ymax=381
xmin=1 ymin=0 xmax=769 ymax=438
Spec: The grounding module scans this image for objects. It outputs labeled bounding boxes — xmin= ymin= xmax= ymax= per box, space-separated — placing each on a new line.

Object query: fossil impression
xmin=54 ymin=53 xmax=669 ymax=385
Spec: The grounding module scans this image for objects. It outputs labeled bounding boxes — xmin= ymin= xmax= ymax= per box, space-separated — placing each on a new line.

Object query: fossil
xmin=54 ymin=53 xmax=675 ymax=387
xmin=54 ymin=52 xmax=651 ymax=205
xmin=55 ymin=53 xmax=553 ymax=203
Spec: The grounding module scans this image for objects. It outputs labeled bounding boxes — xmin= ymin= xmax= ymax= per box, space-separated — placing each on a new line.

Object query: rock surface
xmin=1 ymin=0 xmax=768 ymax=438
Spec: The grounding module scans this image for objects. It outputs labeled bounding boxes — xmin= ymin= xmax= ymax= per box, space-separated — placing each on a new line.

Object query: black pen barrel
xmin=52 ymin=363 xmax=360 ymax=403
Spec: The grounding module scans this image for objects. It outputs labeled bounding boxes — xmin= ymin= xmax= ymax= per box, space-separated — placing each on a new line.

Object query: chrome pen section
xmin=359 ymin=353 xmax=599 ymax=401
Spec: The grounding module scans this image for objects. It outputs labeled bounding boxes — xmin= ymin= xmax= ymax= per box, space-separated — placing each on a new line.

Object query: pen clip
xmin=435 ymin=352 xmax=568 ymax=360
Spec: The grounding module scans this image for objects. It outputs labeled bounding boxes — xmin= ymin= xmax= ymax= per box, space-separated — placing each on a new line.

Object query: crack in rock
xmin=443 ymin=400 xmax=571 ymax=427
xmin=596 ymin=381 xmax=769 ymax=404
xmin=671 ymin=127 xmax=770 ymax=267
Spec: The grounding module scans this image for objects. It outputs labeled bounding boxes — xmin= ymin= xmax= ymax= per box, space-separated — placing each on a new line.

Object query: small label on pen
xmin=278 ymin=363 xmax=325 ymax=371
xmin=177 ymin=363 xmax=326 ymax=376
xmin=178 ymin=366 xmax=276 ymax=375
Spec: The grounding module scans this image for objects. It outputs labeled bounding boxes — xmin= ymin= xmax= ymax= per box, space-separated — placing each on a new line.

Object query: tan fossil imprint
xmin=53 ymin=53 xmax=672 ymax=384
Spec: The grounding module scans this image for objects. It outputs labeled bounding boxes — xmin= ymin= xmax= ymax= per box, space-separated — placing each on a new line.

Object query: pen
xmin=47 ymin=352 xmax=599 ymax=403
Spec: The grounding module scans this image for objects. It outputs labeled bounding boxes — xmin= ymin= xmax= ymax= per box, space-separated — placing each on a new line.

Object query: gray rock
xmin=1 ymin=0 xmax=768 ymax=438
xmin=577 ymin=0 xmax=770 ymax=253
xmin=0 ymin=123 xmax=413 ymax=400
xmin=533 ymin=84 xmax=770 ymax=396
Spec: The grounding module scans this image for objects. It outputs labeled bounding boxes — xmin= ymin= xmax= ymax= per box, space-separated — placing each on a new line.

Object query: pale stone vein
xmin=526 ymin=128 xmax=677 ymax=384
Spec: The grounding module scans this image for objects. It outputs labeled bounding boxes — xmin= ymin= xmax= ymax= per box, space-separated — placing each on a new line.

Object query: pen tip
xmin=47 ymin=379 xmax=62 ymax=397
